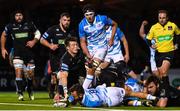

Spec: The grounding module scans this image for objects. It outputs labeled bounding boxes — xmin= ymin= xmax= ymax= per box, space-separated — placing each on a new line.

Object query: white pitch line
xmin=0 ymin=102 xmax=102 ymax=110
xmin=0 ymin=102 xmax=52 ymax=107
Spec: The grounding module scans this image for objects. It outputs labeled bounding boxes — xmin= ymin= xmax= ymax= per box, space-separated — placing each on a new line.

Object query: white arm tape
xmin=34 ymin=30 xmax=41 ymax=40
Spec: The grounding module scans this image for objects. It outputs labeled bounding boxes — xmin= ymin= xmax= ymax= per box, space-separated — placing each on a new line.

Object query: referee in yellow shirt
xmin=146 ymin=9 xmax=180 ymax=105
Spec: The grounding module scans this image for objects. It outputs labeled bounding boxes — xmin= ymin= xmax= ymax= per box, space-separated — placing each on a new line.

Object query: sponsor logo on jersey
xmin=168 ymin=26 xmax=172 ymax=30
xmin=157 ymin=35 xmax=172 ymax=42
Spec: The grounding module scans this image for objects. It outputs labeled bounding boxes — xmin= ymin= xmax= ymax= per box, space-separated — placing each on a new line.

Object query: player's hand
xmin=124 ymin=54 xmax=129 ymax=63
xmin=142 ymin=20 xmax=148 ymax=26
xmin=26 ymin=40 xmax=36 ymax=48
xmin=49 ymin=44 xmax=59 ymax=51
xmin=1 ymin=48 xmax=8 ymax=59
xmin=151 ymin=44 xmax=156 ymax=49
xmin=108 ymin=38 xmax=114 ymax=47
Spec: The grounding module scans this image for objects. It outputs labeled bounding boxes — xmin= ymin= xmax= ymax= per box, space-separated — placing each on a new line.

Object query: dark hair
xmin=82 ymin=4 xmax=95 ymax=14
xmin=145 ymin=75 xmax=160 ymax=87
xmin=64 ymin=37 xmax=78 ymax=47
xmin=60 ymin=12 xmax=70 ymax=18
xmin=69 ymin=83 xmax=84 ymax=95
xmin=158 ymin=10 xmax=168 ymax=17
xmin=10 ymin=10 xmax=25 ymax=23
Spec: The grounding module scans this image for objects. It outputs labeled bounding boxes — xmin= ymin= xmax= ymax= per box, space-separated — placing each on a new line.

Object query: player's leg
xmin=83 ymin=48 xmax=107 ymax=89
xmin=26 ymin=59 xmax=35 ymax=100
xmin=13 ymin=57 xmax=24 ymax=101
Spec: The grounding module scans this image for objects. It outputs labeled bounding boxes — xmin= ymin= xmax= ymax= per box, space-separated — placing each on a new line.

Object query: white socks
xmin=82 ymin=75 xmax=93 ymax=90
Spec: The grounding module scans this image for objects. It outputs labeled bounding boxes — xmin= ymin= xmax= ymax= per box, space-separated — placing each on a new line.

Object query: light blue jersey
xmin=82 ymin=84 xmax=125 ymax=107
xmin=104 ymin=26 xmax=125 ymax=63
xmin=125 ymin=78 xmax=142 ymax=101
xmin=106 ymin=26 xmax=124 ymax=55
xmin=79 ymin=15 xmax=112 ymax=50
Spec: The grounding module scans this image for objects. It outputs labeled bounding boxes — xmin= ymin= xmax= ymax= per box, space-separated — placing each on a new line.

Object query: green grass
xmin=0 ymin=92 xmax=179 ymax=110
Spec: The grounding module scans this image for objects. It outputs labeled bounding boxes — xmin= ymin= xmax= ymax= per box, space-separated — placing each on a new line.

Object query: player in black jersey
xmin=145 ymin=75 xmax=180 ymax=107
xmin=40 ymin=12 xmax=75 ymax=98
xmin=1 ymin=10 xmax=41 ymax=100
xmin=53 ymin=37 xmax=86 ymax=103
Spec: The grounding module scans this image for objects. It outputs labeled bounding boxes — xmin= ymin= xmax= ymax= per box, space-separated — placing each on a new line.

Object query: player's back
xmin=82 ymin=88 xmax=103 ymax=107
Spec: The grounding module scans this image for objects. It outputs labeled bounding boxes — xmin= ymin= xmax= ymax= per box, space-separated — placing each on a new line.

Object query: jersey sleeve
xmin=60 ymin=56 xmax=69 ymax=72
xmin=146 ymin=26 xmax=154 ymax=40
xmin=79 ymin=21 xmax=86 ymax=38
xmin=117 ymin=27 xmax=124 ymax=40
xmin=101 ymin=15 xmax=113 ymax=25
xmin=29 ymin=22 xmax=38 ymax=32
xmin=4 ymin=24 xmax=11 ymax=37
xmin=174 ymin=24 xmax=180 ymax=35
xmin=42 ymin=27 xmax=53 ymax=40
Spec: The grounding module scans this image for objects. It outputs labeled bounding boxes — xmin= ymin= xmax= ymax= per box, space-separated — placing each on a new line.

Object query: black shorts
xmin=115 ymin=61 xmax=132 ymax=75
xmin=14 ymin=48 xmax=35 ymax=65
xmin=99 ymin=62 xmax=128 ymax=87
xmin=49 ymin=53 xmax=62 ymax=73
xmin=155 ymin=51 xmax=174 ymax=67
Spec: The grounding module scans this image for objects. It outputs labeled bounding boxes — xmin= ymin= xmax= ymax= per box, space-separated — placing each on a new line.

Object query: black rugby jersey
xmin=42 ymin=25 xmax=75 ymax=55
xmin=4 ymin=22 xmax=38 ymax=57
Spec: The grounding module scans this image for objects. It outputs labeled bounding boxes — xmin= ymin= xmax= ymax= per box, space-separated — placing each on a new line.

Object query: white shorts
xmin=150 ymin=48 xmax=157 ymax=72
xmin=104 ymin=51 xmax=124 ymax=63
xmin=88 ymin=46 xmax=107 ymax=61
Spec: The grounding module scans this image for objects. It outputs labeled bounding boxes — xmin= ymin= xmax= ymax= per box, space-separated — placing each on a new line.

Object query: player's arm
xmin=26 ymin=22 xmax=41 ymax=48
xmin=1 ymin=31 xmax=8 ymax=59
xmin=80 ymin=37 xmax=92 ymax=59
xmin=109 ymin=20 xmax=118 ymax=46
xmin=121 ymin=35 xmax=129 ymax=63
xmin=139 ymin=20 xmax=148 ymax=39
xmin=40 ymin=32 xmax=58 ymax=51
xmin=146 ymin=27 xmax=156 ymax=49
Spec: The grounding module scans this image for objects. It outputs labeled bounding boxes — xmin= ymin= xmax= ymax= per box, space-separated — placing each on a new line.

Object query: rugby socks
xmin=146 ymin=94 xmax=156 ymax=100
xmin=83 ymin=74 xmax=93 ymax=90
xmin=27 ymin=78 xmax=33 ymax=94
xmin=159 ymin=76 xmax=170 ymax=97
xmin=133 ymin=100 xmax=142 ymax=106
xmin=15 ymin=78 xmax=23 ymax=95
xmin=58 ymin=80 xmax=64 ymax=94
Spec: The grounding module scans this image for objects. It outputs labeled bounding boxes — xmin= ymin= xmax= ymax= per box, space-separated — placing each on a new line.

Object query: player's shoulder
xmin=167 ymin=21 xmax=177 ymax=27
xmin=79 ymin=17 xmax=87 ymax=25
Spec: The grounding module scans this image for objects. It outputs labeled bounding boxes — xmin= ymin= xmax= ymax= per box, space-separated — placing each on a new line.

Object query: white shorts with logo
xmin=104 ymin=51 xmax=124 ymax=63
xmin=88 ymin=46 xmax=108 ymax=61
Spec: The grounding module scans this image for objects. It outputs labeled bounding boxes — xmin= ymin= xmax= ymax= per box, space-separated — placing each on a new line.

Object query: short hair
xmin=145 ymin=75 xmax=160 ymax=87
xmin=64 ymin=37 xmax=78 ymax=47
xmin=158 ymin=10 xmax=168 ymax=17
xmin=82 ymin=4 xmax=95 ymax=14
xmin=69 ymin=83 xmax=84 ymax=95
xmin=60 ymin=12 xmax=70 ymax=18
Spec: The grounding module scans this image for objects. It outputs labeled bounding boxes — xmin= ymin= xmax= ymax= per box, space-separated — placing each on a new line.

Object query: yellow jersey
xmin=147 ymin=21 xmax=180 ymax=52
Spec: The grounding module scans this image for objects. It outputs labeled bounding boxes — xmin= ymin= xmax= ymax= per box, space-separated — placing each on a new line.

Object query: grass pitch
xmin=0 ymin=92 xmax=179 ymax=110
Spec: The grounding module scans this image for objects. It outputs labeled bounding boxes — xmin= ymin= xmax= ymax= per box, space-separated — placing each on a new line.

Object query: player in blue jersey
xmin=124 ymin=78 xmax=152 ymax=106
xmin=95 ymin=26 xmax=138 ymax=81
xmin=57 ymin=81 xmax=157 ymax=107
xmin=79 ymin=4 xmax=118 ymax=90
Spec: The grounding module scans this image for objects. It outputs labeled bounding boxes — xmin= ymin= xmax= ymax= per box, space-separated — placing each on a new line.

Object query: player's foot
xmin=142 ymin=101 xmax=153 ymax=107
xmin=49 ymin=91 xmax=55 ymax=99
xmin=18 ymin=94 xmax=24 ymax=101
xmin=29 ymin=92 xmax=34 ymax=100
xmin=53 ymin=102 xmax=67 ymax=107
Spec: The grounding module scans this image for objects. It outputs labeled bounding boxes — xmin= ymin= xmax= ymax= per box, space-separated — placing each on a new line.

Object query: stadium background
xmin=0 ymin=0 xmax=180 ymax=91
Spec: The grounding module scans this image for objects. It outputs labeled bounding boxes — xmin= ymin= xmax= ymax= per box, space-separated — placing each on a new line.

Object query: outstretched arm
xmin=139 ymin=20 xmax=148 ymax=39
